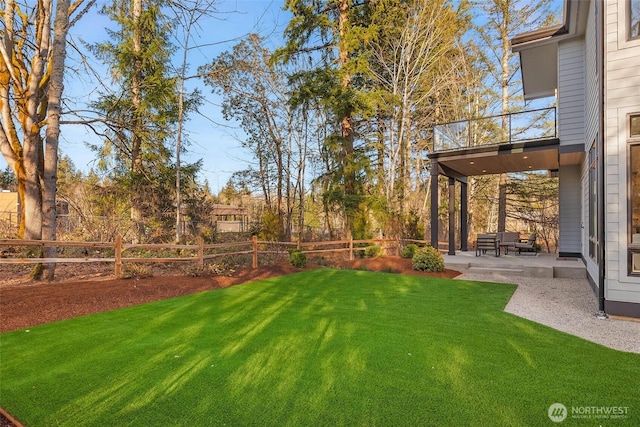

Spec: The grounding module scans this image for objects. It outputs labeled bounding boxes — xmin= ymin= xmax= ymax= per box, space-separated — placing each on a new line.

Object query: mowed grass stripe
xmin=0 ymin=269 xmax=638 ymax=426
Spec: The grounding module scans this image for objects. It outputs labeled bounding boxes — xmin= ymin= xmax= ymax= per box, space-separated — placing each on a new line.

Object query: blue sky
xmin=0 ymin=0 xmax=290 ymax=193
xmin=2 ymin=0 xmax=564 ymax=193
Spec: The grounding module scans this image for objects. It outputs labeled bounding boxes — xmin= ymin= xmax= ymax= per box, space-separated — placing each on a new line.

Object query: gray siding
xmin=558 ymin=40 xmax=585 ymax=147
xmin=604 ymin=0 xmax=640 ymax=304
xmin=557 ymin=38 xmax=588 ymax=262
xmin=584 ymin=3 xmax=600 ymax=150
xmin=558 ymin=165 xmax=582 ymax=254
xmin=582 ymin=0 xmax=601 ymax=282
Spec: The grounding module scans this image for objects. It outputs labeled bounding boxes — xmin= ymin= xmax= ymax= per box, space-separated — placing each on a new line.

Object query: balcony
xmin=429 ymin=107 xmax=560 ymax=177
xmin=433 ymin=107 xmax=556 ymax=152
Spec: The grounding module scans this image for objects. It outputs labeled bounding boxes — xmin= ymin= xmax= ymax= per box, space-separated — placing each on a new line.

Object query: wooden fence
xmin=0 ymin=236 xmax=428 ymax=277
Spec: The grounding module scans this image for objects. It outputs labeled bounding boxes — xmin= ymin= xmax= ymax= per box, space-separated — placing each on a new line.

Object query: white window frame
xmin=629 ymin=114 xmax=640 ymax=275
xmin=618 ymin=0 xmax=640 ymax=48
xmin=631 ymin=0 xmax=640 ymax=40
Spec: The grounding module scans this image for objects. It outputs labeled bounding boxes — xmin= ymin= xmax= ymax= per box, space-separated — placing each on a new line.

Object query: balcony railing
xmin=432 ymin=107 xmax=557 ymax=152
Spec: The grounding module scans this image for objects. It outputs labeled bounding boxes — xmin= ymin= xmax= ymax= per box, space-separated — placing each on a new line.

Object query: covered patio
xmin=428 ymin=108 xmax=584 ymax=256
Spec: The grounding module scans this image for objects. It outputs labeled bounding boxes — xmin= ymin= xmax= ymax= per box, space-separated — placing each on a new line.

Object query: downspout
xmin=597 ymin=0 xmax=607 ymax=317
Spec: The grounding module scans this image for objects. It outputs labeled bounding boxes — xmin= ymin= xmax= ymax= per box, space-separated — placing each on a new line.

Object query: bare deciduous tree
xmin=368 ymin=0 xmax=470 ymax=236
xmin=0 ymin=0 xmax=93 ymax=279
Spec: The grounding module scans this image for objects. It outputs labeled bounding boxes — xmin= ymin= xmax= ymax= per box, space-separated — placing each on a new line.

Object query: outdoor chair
xmin=496 ymin=231 xmax=519 ymax=255
xmin=475 ymin=233 xmax=500 ymax=257
xmin=514 ymin=233 xmax=538 ymax=255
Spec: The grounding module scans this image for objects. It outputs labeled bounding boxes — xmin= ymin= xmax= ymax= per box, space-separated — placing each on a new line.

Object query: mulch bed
xmin=0 ymin=257 xmax=459 ymax=333
xmin=0 ymin=256 xmax=459 ymax=426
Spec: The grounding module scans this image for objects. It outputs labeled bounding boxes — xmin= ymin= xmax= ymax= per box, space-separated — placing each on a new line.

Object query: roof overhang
xmin=510 ymin=0 xmax=590 ymax=101
xmin=428 ymin=139 xmax=563 ymax=178
xmin=211 ymin=204 xmax=246 ymax=215
xmin=514 ymin=41 xmax=559 ymax=100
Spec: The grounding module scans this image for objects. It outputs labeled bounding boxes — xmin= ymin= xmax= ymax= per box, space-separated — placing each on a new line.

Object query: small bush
xmin=120 ymin=263 xmax=153 ymax=279
xmin=364 ymin=245 xmax=382 ymax=258
xmin=197 ymin=225 xmax=217 ymax=243
xmin=311 ymin=256 xmax=330 ymax=267
xmin=289 ymin=249 xmax=307 ymax=268
xmin=412 ymin=246 xmax=445 ymax=272
xmin=401 ymin=244 xmax=418 ymax=259
xmin=181 ymin=263 xmax=224 ymax=277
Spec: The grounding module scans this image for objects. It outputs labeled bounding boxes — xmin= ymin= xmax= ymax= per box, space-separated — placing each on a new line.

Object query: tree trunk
xmin=338 ymin=0 xmax=355 ymax=238
xmin=0 ymin=0 xmax=16 ymax=203
xmin=1 ymin=1 xmax=24 ymax=238
xmin=24 ymin=0 xmax=54 ymax=279
xmin=1 ymin=0 xmax=88 ymax=278
xmin=42 ymin=0 xmax=71 ymax=280
xmin=497 ymin=6 xmax=510 ymax=233
xmin=298 ymin=116 xmax=307 ymax=241
xmin=175 ymin=76 xmax=184 ymax=243
xmin=131 ymin=0 xmax=145 ymax=242
xmin=22 ymin=140 xmax=43 ymax=241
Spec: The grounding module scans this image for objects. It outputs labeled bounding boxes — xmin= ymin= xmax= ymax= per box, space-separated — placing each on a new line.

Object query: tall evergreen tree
xmin=274 ymin=0 xmax=379 ymax=238
xmin=90 ymin=0 xmax=179 ymax=241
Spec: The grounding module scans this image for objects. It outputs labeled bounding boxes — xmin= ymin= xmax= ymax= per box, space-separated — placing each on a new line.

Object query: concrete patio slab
xmin=443 ymin=251 xmax=586 ymax=279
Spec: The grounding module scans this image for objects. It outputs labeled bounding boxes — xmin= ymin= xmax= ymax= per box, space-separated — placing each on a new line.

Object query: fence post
xmin=252 ymin=235 xmax=258 ymax=269
xmin=198 ymin=236 xmax=204 ymax=267
xmin=349 ymin=236 xmax=354 ymax=261
xmin=115 ymin=234 xmax=122 ymax=277
xmin=297 ymin=235 xmax=301 ymax=250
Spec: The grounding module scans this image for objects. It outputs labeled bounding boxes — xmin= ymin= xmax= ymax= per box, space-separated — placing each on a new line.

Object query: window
xmin=632 ymin=114 xmax=640 ymax=136
xmin=629 ymin=115 xmax=640 ymax=275
xmin=589 ymin=141 xmax=598 ymax=261
xmin=632 ymin=0 xmax=640 ymax=40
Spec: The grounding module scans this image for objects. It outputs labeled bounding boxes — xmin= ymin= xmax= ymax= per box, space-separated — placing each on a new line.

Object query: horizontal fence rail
xmin=0 ymin=237 xmax=430 ymax=279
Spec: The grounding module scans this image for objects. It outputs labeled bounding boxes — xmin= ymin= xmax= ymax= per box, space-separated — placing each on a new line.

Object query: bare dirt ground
xmin=0 ymin=256 xmax=459 ymax=427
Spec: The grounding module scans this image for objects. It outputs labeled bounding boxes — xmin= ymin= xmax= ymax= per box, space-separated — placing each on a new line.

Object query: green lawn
xmin=1 ymin=269 xmax=638 ymax=426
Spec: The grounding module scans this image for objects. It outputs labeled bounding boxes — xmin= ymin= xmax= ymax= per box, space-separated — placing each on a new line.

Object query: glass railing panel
xmin=432 ymin=107 xmax=556 ymax=152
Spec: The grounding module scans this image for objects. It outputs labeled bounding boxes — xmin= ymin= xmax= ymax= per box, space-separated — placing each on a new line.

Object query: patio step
xmin=466 ymin=266 xmax=526 ymax=276
xmin=443 ymin=253 xmax=587 ymax=279
xmin=553 ymin=265 xmax=587 ymax=279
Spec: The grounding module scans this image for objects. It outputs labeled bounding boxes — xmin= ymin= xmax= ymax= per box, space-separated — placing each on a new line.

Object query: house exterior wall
xmin=557 ymin=38 xmax=586 ymax=256
xmin=581 ymin=0 xmax=602 ymax=286
xmin=603 ymin=0 xmax=640 ymax=314
xmin=513 ymin=0 xmax=640 ymax=316
xmin=557 ymin=40 xmax=586 ymax=148
xmin=556 ymin=0 xmax=640 ymax=315
xmin=558 ymin=165 xmax=582 ymax=254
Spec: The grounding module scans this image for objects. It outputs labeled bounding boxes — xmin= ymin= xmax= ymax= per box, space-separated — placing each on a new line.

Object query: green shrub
xmin=259 ymin=209 xmax=284 ymax=241
xmin=412 ymin=246 xmax=445 ymax=272
xmin=364 ymin=245 xmax=382 ymax=258
xmin=289 ymin=249 xmax=307 ymax=268
xmin=404 ymin=209 xmax=425 ymax=240
xmin=401 ymin=243 xmax=418 ymax=259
